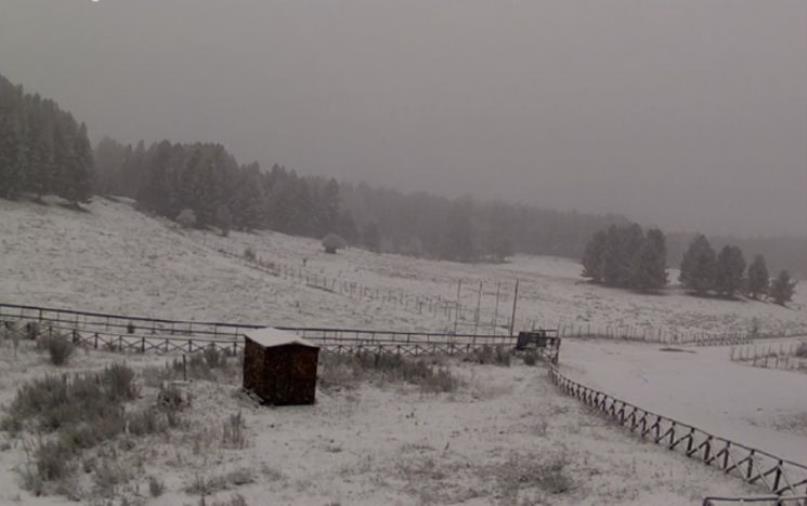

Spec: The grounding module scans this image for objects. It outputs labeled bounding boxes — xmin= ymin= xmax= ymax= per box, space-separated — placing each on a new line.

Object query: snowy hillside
xmin=2 ymin=197 xmax=804 ymax=338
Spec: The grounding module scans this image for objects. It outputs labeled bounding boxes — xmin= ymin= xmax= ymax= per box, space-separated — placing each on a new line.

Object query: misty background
xmin=1 ymin=0 xmax=805 ymax=238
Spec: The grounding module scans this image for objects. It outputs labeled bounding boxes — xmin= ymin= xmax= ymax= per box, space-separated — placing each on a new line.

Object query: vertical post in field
xmin=453 ymin=280 xmax=462 ymax=334
xmin=509 ymin=279 xmax=520 ymax=337
xmin=492 ymin=282 xmax=501 ymax=335
xmin=473 ymin=281 xmax=483 ymax=336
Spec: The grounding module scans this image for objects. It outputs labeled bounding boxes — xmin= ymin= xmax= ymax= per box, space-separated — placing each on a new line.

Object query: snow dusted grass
xmin=0 ymin=340 xmax=759 ymax=505
xmin=1 ymin=197 xmax=804 ymax=337
xmin=1 ymin=198 xmax=806 ymax=503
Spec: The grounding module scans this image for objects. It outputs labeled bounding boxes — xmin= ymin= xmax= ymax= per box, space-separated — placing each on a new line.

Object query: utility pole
xmin=509 ymin=279 xmax=520 ymax=337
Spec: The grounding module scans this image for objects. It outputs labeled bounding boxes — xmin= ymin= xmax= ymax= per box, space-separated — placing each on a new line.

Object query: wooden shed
xmin=242 ymin=327 xmax=320 ymax=405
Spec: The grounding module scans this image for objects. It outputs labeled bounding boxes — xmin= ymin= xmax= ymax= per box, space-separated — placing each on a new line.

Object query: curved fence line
xmin=703 ymin=496 xmax=807 ymax=505
xmin=549 ymin=365 xmax=807 ymax=502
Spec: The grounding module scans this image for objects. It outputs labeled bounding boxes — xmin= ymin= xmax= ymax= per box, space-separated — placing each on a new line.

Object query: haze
xmin=1 ymin=0 xmax=805 ymax=237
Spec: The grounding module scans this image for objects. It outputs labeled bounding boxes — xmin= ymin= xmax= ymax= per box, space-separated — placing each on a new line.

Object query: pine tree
xmin=680 ymin=234 xmax=717 ymax=295
xmin=714 ymin=245 xmax=746 ymax=298
xmin=361 ymin=222 xmax=381 ymax=253
xmin=581 ymin=230 xmax=607 ymax=282
xmin=770 ymin=270 xmax=797 ymax=306
xmin=600 ymin=225 xmax=623 ymax=286
xmin=747 ymin=254 xmax=769 ymax=300
xmin=620 ymin=223 xmax=645 ymax=287
xmin=215 ymin=204 xmax=233 ymax=236
xmin=631 ymin=228 xmax=668 ymax=291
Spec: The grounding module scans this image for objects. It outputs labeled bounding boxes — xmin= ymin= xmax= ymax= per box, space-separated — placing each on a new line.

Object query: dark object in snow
xmin=243 ymin=327 xmax=319 ymax=405
xmin=515 ymin=330 xmax=560 ymax=363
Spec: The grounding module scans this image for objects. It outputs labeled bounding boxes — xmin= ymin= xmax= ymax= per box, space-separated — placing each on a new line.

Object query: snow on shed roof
xmin=243 ymin=327 xmax=318 ymax=348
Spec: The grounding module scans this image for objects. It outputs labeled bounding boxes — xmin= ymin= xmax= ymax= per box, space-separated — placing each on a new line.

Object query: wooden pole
xmin=492 ymin=282 xmax=501 ymax=335
xmin=509 ymin=279 xmax=520 ymax=337
xmin=473 ymin=281 xmax=483 ymax=336
xmin=453 ymin=280 xmax=462 ymax=334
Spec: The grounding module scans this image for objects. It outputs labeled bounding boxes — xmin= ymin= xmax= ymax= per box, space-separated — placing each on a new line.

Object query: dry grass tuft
xmin=319 ymin=352 xmax=460 ymax=393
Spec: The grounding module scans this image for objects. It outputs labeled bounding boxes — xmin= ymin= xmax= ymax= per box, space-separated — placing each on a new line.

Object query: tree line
xmin=582 ymin=226 xmax=797 ymax=305
xmin=1 ymin=72 xmax=804 ymax=274
xmin=679 ymin=234 xmax=796 ymax=305
xmin=95 ymin=137 xmax=356 ymax=241
xmin=0 ymin=74 xmax=93 ymax=204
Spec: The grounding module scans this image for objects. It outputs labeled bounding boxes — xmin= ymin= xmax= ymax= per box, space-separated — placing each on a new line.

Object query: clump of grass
xmin=222 ymin=411 xmax=247 ymax=449
xmin=535 ymin=457 xmax=573 ymax=494
xmin=41 ymin=334 xmax=75 ymax=365
xmin=243 ymin=247 xmax=256 ymax=262
xmin=187 ymin=469 xmax=255 ymax=496
xmin=469 ymin=345 xmax=511 ymax=366
xmin=25 ymin=321 xmax=40 ymax=340
xmin=210 ymin=494 xmax=249 ymax=506
xmin=1 ymin=363 xmax=184 ymax=498
xmin=319 ymin=352 xmax=459 ymax=393
xmin=204 ymin=345 xmax=224 ymax=369
xmin=148 ymin=476 xmax=166 ymax=497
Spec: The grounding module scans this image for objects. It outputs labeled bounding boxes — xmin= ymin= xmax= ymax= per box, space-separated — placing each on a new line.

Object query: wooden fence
xmin=0 ymin=302 xmax=522 ymax=356
xmin=549 ymin=365 xmax=807 ymax=502
xmin=731 ymin=341 xmax=807 ymax=373
xmin=703 ymin=496 xmax=807 ymax=505
xmin=6 ymin=301 xmax=804 ymax=351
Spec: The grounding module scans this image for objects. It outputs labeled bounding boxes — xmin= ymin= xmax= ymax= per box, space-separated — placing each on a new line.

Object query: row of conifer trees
xmin=582 ymin=227 xmax=797 ymax=305
xmin=0 ymin=74 xmax=93 ymax=204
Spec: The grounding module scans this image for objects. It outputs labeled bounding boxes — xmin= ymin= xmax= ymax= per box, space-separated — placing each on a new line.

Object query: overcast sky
xmin=1 ymin=0 xmax=805 ymax=237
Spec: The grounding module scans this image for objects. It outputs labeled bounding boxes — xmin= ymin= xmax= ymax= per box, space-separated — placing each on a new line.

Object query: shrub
xmin=102 ymin=363 xmax=138 ymax=402
xmin=222 ymin=411 xmax=247 ymax=449
xmin=795 ymin=342 xmax=807 ymax=358
xmin=471 ymin=345 xmax=511 ymax=366
xmin=322 ymin=233 xmax=347 ymax=254
xmin=148 ymin=475 xmax=166 ymax=497
xmin=204 ymin=345 xmax=223 ymax=369
xmin=25 ymin=321 xmax=40 ymax=340
xmin=176 ymin=208 xmax=197 ymax=228
xmin=523 ymin=351 xmax=538 ymax=366
xmin=45 ymin=334 xmax=74 ymax=365
xmin=243 ymin=247 xmax=256 ymax=262
xmin=211 ymin=494 xmax=249 ymax=506
xmin=32 ymin=439 xmax=75 ymax=482
xmin=319 ymin=352 xmax=459 ymax=393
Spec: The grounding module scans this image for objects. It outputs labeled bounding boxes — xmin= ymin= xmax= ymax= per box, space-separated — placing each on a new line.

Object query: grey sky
xmin=1 ymin=0 xmax=805 ymax=237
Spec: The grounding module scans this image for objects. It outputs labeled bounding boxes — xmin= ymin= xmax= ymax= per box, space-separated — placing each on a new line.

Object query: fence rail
xmin=731 ymin=342 xmax=807 ymax=373
xmin=549 ymin=365 xmax=807 ymax=503
xmin=3 ymin=311 xmax=521 ymax=358
xmin=0 ymin=302 xmax=514 ymax=345
xmin=704 ymin=497 xmax=807 ymax=505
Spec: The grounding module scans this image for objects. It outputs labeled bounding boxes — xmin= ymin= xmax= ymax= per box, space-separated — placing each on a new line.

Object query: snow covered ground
xmin=2 ymin=197 xmax=807 ymax=504
xmin=0 ymin=342 xmax=759 ymax=506
xmin=2 ymin=197 xmax=804 ymax=338
xmin=560 ymin=337 xmax=807 ymax=464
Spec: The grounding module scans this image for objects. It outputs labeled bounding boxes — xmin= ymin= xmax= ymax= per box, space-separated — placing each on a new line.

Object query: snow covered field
xmin=0 ymin=342 xmax=759 ymax=506
xmin=1 ymin=197 xmax=807 ymax=504
xmin=1 ymin=197 xmax=804 ymax=337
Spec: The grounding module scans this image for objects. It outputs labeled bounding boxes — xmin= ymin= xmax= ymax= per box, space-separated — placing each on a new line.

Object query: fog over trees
xmin=1 ymin=69 xmax=805 ymax=277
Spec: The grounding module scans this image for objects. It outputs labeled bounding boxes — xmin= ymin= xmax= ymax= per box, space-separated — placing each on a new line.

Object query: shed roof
xmin=243 ymin=327 xmax=318 ymax=348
